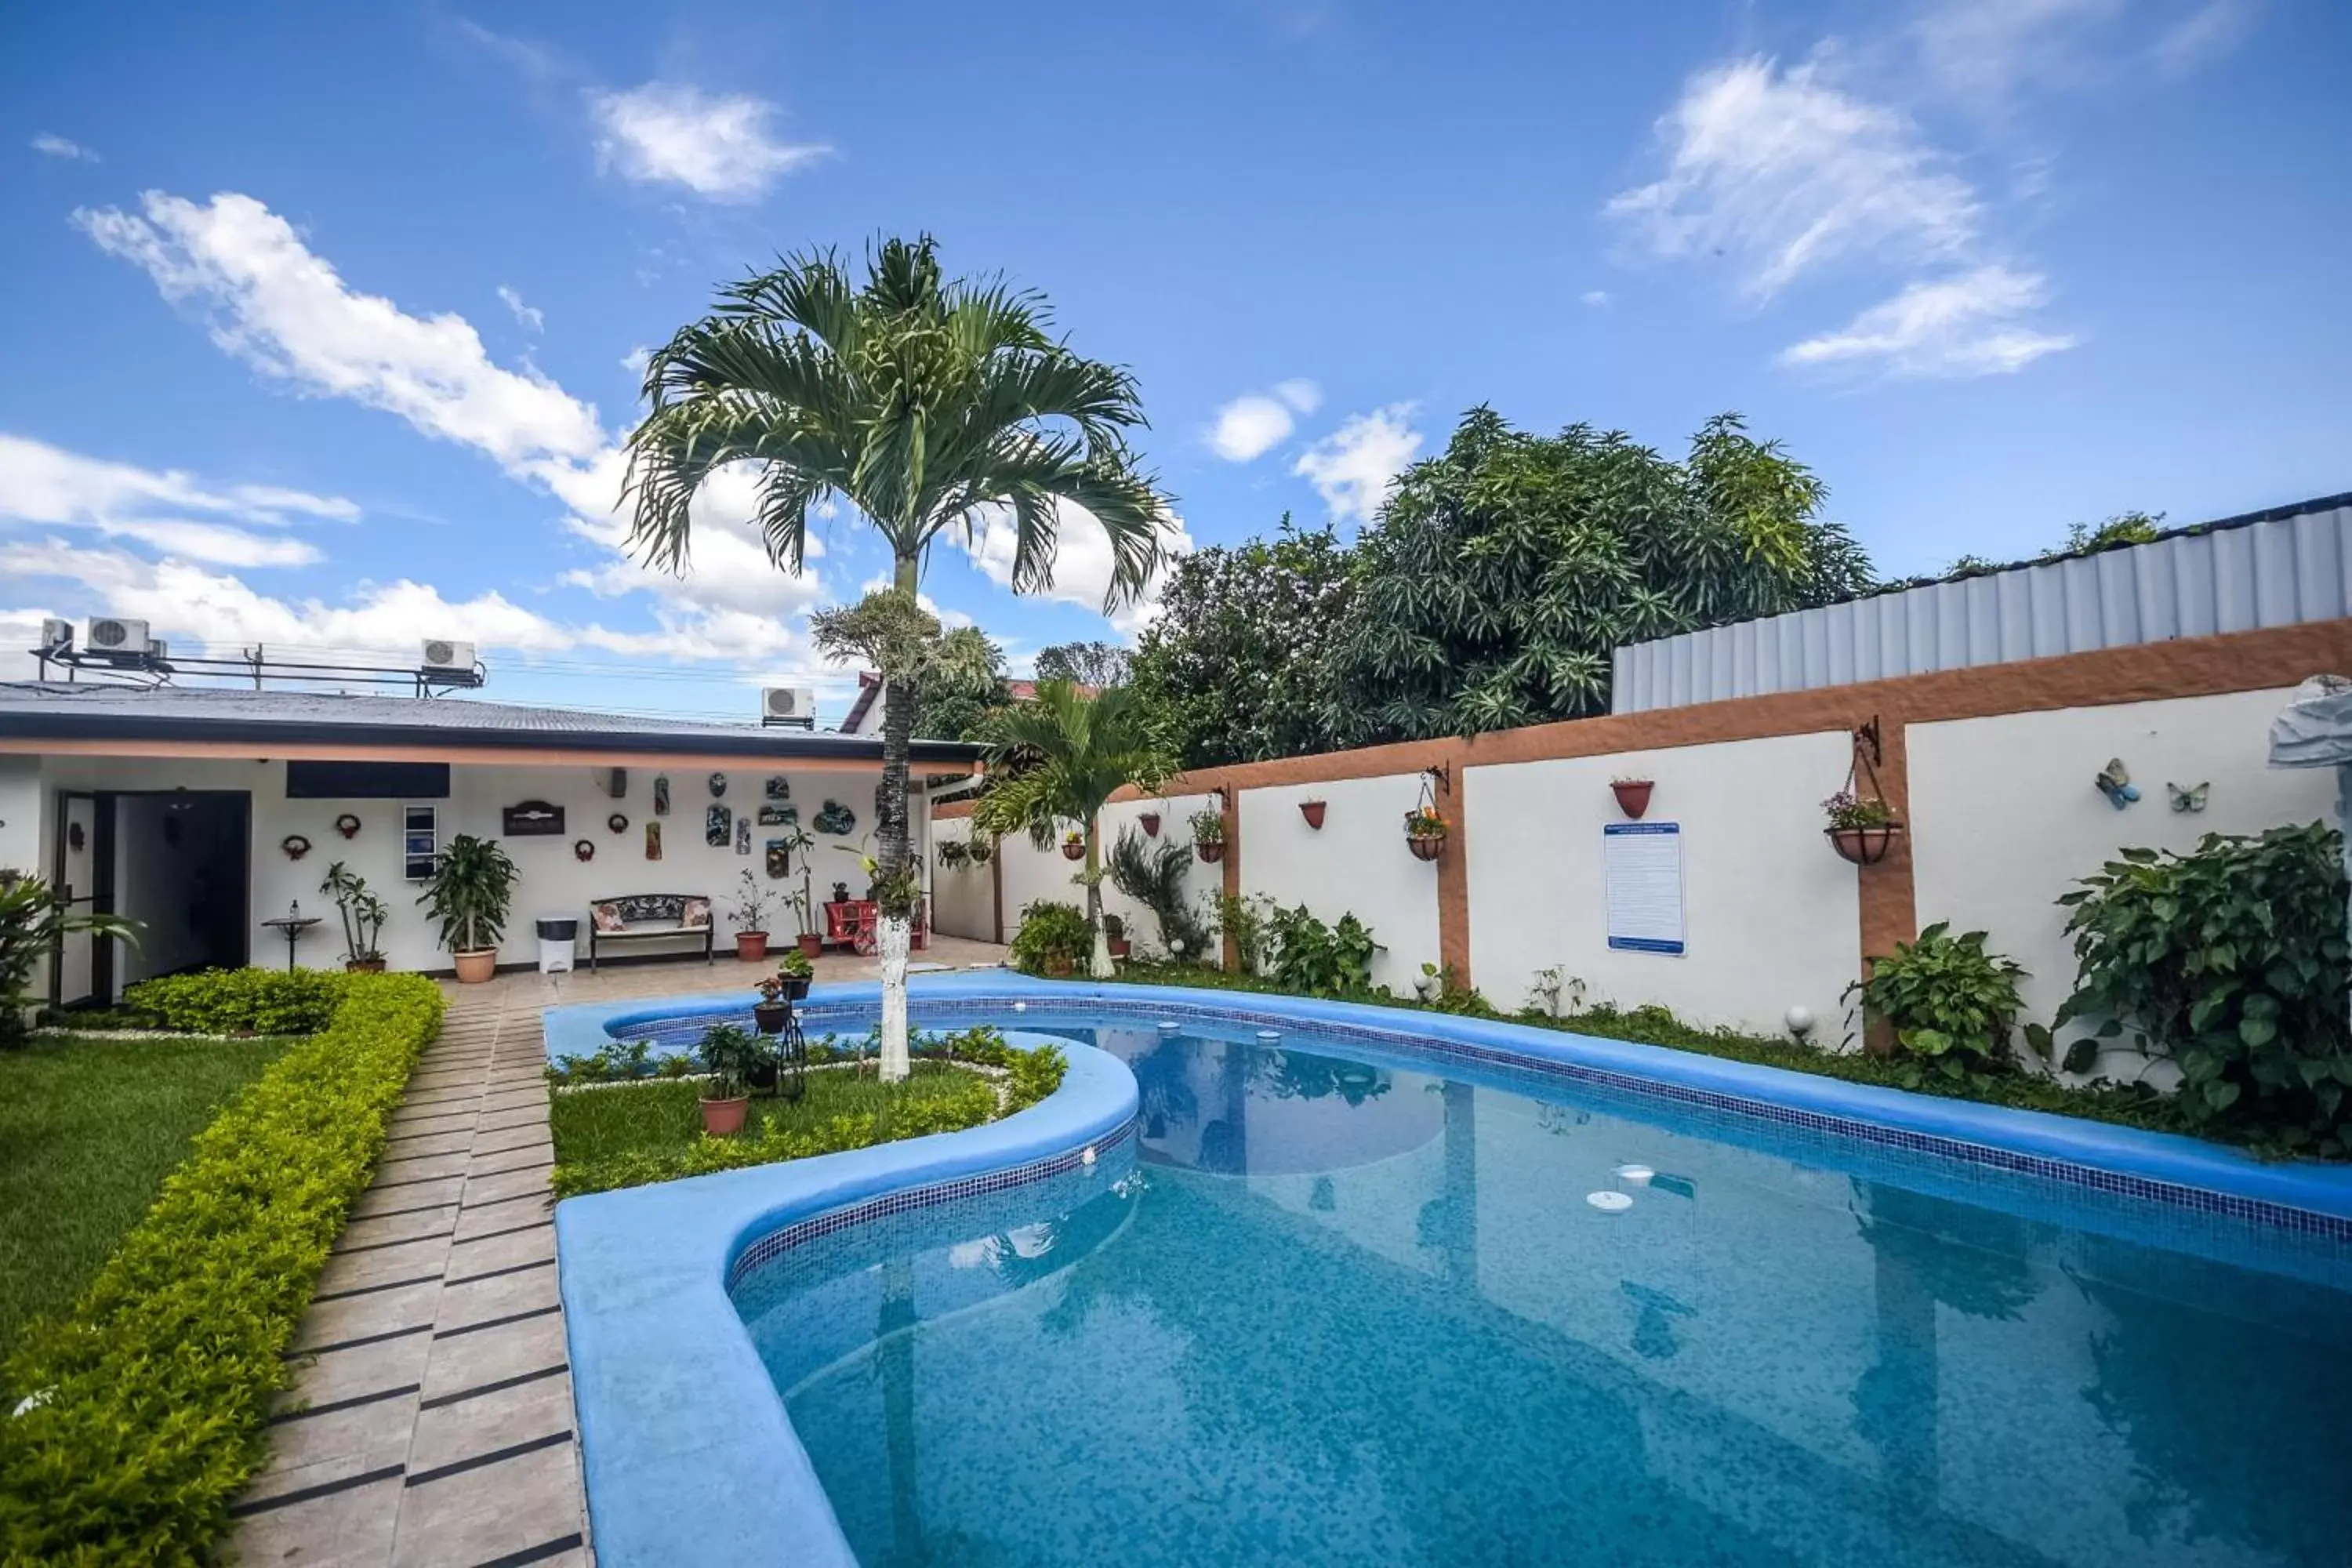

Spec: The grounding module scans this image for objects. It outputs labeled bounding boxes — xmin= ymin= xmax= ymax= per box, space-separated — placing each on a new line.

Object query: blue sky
xmin=3 ymin=1 xmax=2346 ymax=722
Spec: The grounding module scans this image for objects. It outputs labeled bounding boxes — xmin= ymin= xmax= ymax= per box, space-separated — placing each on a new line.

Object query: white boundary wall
xmin=1240 ymin=775 xmax=1440 ymax=995
xmin=993 ymin=791 xmax=1223 ymax=958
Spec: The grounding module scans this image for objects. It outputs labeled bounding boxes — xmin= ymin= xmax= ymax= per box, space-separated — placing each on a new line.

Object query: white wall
xmin=29 ymin=754 xmax=912 ymax=975
xmin=0 ymin=755 xmax=39 ymax=873
xmin=1909 ymin=688 xmax=2336 ymax=1066
xmin=993 ymin=791 xmax=1223 ymax=957
xmin=928 ymin=815 xmax=996 ymax=941
xmin=1465 ymin=731 xmax=1862 ymax=1038
xmin=1239 ymin=775 xmax=1439 ymax=995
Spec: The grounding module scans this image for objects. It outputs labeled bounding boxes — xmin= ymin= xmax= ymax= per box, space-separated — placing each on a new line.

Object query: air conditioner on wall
xmin=86 ymin=617 xmax=153 ymax=655
xmin=421 ymin=638 xmax=477 ymax=672
xmin=762 ymin=688 xmax=818 ymax=723
xmin=38 ymin=619 xmax=72 ymax=652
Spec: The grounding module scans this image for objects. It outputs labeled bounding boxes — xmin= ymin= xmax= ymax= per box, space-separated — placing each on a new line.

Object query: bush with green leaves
xmin=2 ymin=873 xmax=139 ymax=1047
xmin=1108 ymin=827 xmax=1212 ymax=960
xmin=1846 ymin=924 xmax=2029 ymax=1088
xmin=123 ymin=967 xmax=350 ymax=1036
xmin=1264 ymin=906 xmax=1382 ymax=997
xmin=0 ymin=972 xmax=443 ymax=1560
xmin=1213 ymin=891 xmax=1269 ymax=975
xmin=1010 ymin=900 xmax=1094 ymax=974
xmin=2056 ymin=823 xmax=2352 ymax=1152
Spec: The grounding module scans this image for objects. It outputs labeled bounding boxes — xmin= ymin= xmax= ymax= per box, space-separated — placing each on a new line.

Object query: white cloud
xmin=1606 ymin=56 xmax=1980 ymax=299
xmin=1779 ymin=265 xmax=2078 ymax=377
xmin=620 ymin=344 xmax=652 ymax=376
xmin=590 ymin=83 xmax=828 ymax=202
xmin=0 ymin=432 xmax=354 ymax=566
xmin=497 ymin=284 xmax=544 ymax=333
xmin=77 ymin=192 xmax=608 ymax=471
xmin=1581 ymin=289 xmax=1613 ymax=307
xmin=1911 ymin=0 xmax=2121 ymax=104
xmin=1207 ymin=379 xmax=1322 ymax=462
xmin=956 ymin=502 xmax=1196 ymax=637
xmin=1293 ymin=405 xmax=1421 ymax=526
xmin=31 ymin=133 xmax=97 ymax=162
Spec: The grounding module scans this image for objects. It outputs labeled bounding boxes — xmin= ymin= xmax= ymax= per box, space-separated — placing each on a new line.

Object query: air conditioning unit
xmin=86 ymin=617 xmax=152 ymax=655
xmin=421 ymin=638 xmax=477 ymax=673
xmin=762 ymin=688 xmax=818 ymax=722
xmin=38 ymin=619 xmax=72 ymax=652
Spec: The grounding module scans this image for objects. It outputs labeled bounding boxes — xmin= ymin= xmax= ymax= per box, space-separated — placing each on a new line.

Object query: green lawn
xmin=0 ymin=1033 xmax=293 ymax=1356
xmin=552 ymin=1061 xmax=982 ymax=1166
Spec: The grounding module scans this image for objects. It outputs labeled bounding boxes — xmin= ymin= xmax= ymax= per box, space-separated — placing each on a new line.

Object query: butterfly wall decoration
xmin=2167 ymin=780 xmax=2210 ymax=813
xmin=2094 ymin=758 xmax=2140 ymax=811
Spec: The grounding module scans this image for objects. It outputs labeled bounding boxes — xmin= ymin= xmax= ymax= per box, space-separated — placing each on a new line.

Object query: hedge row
xmin=0 ymin=971 xmax=444 ymax=1562
xmin=122 ymin=967 xmax=352 ymax=1036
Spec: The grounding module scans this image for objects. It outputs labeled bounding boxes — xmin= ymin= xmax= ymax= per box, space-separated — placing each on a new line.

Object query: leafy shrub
xmin=122 ymin=967 xmax=350 ymax=1036
xmin=1846 ymin=923 xmax=2028 ymax=1088
xmin=1214 ymin=891 xmax=1270 ymax=975
xmin=0 ymin=973 xmax=443 ymax=1560
xmin=547 ymin=1038 xmax=660 ymax=1086
xmin=1010 ymin=900 xmax=1093 ymax=974
xmin=2057 ymin=823 xmax=2352 ymax=1152
xmin=1108 ymin=828 xmax=1211 ymax=960
xmin=696 ymin=1023 xmax=771 ymax=1099
xmin=1265 ymin=906 xmax=1381 ymax=996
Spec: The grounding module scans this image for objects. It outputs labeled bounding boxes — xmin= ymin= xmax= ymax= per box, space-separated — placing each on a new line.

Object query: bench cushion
xmin=590 ymin=895 xmax=710 ymax=934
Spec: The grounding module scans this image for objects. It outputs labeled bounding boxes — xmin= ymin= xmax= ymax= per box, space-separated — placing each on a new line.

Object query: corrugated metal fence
xmin=1611 ymin=495 xmax=2352 ymax=713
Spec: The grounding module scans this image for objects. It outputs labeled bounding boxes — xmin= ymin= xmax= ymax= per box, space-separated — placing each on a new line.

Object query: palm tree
xmin=623 ymin=236 xmax=1170 ymax=1080
xmin=973 ymin=681 xmax=1177 ymax=978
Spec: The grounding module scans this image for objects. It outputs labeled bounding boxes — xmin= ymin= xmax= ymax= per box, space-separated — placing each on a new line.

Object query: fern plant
xmin=1107 ymin=827 xmax=1210 ymax=960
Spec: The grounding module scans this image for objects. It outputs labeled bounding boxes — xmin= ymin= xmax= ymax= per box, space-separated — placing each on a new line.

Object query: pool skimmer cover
xmin=1587 ymin=1190 xmax=1635 ymax=1212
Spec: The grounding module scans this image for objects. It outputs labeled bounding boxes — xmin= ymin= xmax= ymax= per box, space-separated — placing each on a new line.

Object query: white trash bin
xmin=535 ymin=916 xmax=579 ymax=975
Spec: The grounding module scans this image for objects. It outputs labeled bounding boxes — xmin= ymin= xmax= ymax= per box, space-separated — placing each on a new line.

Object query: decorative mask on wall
xmin=708 ymin=771 xmax=728 ymax=798
xmin=706 ymin=804 xmax=732 ymax=848
xmin=813 ymin=798 xmax=856 ymax=837
xmin=2093 ymin=757 xmax=2140 ymax=811
xmin=645 ymin=821 xmax=662 ymax=860
xmin=652 ymin=775 xmax=670 ymax=816
xmin=2167 ymin=780 xmax=2210 ymax=813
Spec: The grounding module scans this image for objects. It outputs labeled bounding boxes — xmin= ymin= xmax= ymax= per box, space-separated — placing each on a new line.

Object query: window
xmin=404 ymin=805 xmax=438 ymax=882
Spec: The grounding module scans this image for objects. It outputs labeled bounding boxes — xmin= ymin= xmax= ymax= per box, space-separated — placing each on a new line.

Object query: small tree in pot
xmin=416 ymin=834 xmax=517 ymax=983
xmin=321 ymin=861 xmax=389 ymax=971
xmin=695 ymin=1022 xmax=768 ymax=1135
xmin=729 ymin=869 xmax=772 ymax=961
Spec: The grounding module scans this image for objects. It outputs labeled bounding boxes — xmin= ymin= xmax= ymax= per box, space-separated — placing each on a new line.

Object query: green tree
xmin=1323 ymin=408 xmax=1871 ymax=743
xmin=1034 ymin=640 xmax=1131 ymax=688
xmin=912 ymin=626 xmax=1014 ymax=741
xmin=972 ymin=681 xmax=1177 ymax=977
xmin=1129 ymin=515 xmax=1354 ymax=767
xmin=1 ymin=873 xmax=139 ymax=1047
xmin=2063 ymin=510 xmax=2165 ymax=554
xmin=624 ymin=236 xmax=1171 ymax=1079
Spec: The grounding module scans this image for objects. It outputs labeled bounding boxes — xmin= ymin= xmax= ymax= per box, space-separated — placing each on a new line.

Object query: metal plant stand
xmin=260 ymin=907 xmax=323 ymax=972
xmin=777 ymin=1004 xmax=808 ymax=1103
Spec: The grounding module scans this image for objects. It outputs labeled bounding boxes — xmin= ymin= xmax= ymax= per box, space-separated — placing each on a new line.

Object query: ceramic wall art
xmin=706 ymin=803 xmax=732 ymax=848
xmin=2167 ymin=780 xmax=2210 ymax=812
xmin=765 ymin=838 xmax=789 ymax=878
xmin=757 ymin=804 xmax=794 ymax=826
xmin=813 ymin=798 xmax=856 ymax=836
xmin=736 ymin=817 xmax=752 ymax=855
xmin=2093 ymin=757 xmax=2140 ymax=810
xmin=645 ymin=821 xmax=662 ymax=860
xmin=653 ymin=775 xmax=671 ymax=816
xmin=764 ymin=775 xmax=790 ymax=800
xmin=708 ymin=771 xmax=728 ymax=798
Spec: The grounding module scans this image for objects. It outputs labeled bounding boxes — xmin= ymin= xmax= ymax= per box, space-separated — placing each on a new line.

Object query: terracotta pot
xmin=1108 ymin=937 xmax=1131 ymax=960
xmin=1827 ymin=822 xmax=1905 ymax=866
xmin=753 ymin=1001 xmax=789 ymax=1035
xmin=735 ymin=931 xmax=770 ymax=962
xmin=345 ymin=958 xmax=387 ymax=975
xmin=1300 ymin=800 xmax=1327 ymax=829
xmin=453 ymin=949 xmax=498 ymax=984
xmin=1045 ymin=956 xmax=1075 ymax=978
xmin=1062 ymin=840 xmax=1087 ymax=862
xmin=1138 ymin=812 xmax=1161 ymax=838
xmin=699 ymin=1095 xmax=750 ymax=1137
xmin=1406 ymin=831 xmax=1446 ymax=863
xmin=797 ymin=933 xmax=823 ymax=960
xmin=1197 ymin=840 xmax=1225 ymax=864
xmin=1610 ymin=780 xmax=1654 ymax=819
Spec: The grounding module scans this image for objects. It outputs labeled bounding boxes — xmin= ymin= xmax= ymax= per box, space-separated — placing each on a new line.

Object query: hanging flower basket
xmin=1610 ymin=779 xmax=1654 ymax=819
xmin=1198 ymin=840 xmax=1225 ymax=864
xmin=1404 ymin=806 xmax=1447 ymax=862
xmin=1061 ymin=833 xmax=1087 ymax=862
xmin=1138 ymin=811 xmax=1161 ymax=838
xmin=1300 ymin=800 xmax=1327 ymax=829
xmin=1826 ymin=822 xmax=1905 ymax=866
xmin=1189 ymin=806 xmax=1225 ymax=864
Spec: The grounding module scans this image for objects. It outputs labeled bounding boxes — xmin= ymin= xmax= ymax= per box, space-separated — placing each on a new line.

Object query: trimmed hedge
xmin=122 ymin=967 xmax=352 ymax=1036
xmin=0 ymin=971 xmax=443 ymax=1562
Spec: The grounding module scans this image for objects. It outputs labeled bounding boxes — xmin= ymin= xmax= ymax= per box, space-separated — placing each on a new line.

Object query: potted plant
xmin=696 ymin=1023 xmax=765 ymax=1134
xmin=1010 ymin=900 xmax=1093 ymax=978
xmin=1190 ymin=807 xmax=1226 ymax=864
xmin=1300 ymin=800 xmax=1327 ymax=830
xmin=751 ymin=975 xmax=790 ymax=1035
xmin=416 ymin=834 xmax=517 ymax=983
xmin=1404 ymin=804 xmax=1447 ymax=862
xmin=320 ymin=861 xmax=389 ymax=972
xmin=1823 ymin=789 xmax=1904 ymax=865
xmin=1061 ymin=828 xmax=1087 ymax=862
xmin=966 ymin=835 xmax=994 ymax=866
xmin=1105 ymin=912 xmax=1131 ymax=960
xmin=1610 ymin=777 xmax=1655 ymax=819
xmin=728 ymin=868 xmax=772 ymax=961
xmin=775 ymin=946 xmax=814 ymax=999
xmin=938 ymin=838 xmax=970 ymax=869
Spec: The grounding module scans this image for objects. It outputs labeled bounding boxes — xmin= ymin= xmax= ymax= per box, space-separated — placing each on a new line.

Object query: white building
xmin=0 ymin=683 xmax=982 ymax=1006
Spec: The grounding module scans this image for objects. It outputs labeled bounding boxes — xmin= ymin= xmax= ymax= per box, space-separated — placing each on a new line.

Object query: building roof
xmin=0 ymin=683 xmax=985 ymax=766
xmin=1610 ymin=490 xmax=2352 ymax=714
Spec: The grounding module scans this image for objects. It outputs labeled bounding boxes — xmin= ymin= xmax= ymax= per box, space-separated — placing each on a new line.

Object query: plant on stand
xmin=0 ymin=872 xmax=138 ymax=1047
xmin=320 ymin=861 xmax=389 ymax=972
xmin=729 ymin=868 xmax=773 ymax=961
xmin=416 ymin=834 xmax=517 ymax=984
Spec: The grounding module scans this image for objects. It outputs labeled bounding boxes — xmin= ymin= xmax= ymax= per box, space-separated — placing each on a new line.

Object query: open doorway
xmin=110 ymin=790 xmax=252 ymax=996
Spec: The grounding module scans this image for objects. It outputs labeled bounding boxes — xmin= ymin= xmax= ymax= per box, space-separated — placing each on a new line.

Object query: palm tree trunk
xmin=1085 ymin=811 xmax=1115 ymax=979
xmin=873 ymin=551 xmax=920 ymax=1083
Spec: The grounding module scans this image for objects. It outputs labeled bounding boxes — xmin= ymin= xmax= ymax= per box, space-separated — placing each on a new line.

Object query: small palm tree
xmin=973 ymin=682 xmax=1176 ymax=978
xmin=624 ymin=236 xmax=1172 ymax=1080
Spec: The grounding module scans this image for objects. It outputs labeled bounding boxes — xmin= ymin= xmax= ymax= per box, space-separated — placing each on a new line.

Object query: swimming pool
xmin=552 ymin=978 xmax=2352 ymax=1566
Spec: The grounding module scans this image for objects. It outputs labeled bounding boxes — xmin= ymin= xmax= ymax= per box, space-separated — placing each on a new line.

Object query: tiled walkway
xmin=230 ymin=983 xmax=589 ymax=1567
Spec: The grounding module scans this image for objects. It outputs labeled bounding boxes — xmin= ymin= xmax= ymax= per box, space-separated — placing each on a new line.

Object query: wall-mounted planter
xmin=1610 ymin=780 xmax=1654 ymax=819
xmin=1406 ymin=833 xmax=1445 ymax=862
xmin=1138 ymin=812 xmax=1160 ymax=838
xmin=1061 ymin=837 xmax=1087 ymax=862
xmin=1826 ymin=822 xmax=1905 ymax=866
xmin=1197 ymin=840 xmax=1225 ymax=864
xmin=1300 ymin=800 xmax=1327 ymax=829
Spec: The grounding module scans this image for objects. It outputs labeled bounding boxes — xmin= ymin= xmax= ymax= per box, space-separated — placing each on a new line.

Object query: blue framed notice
xmin=1604 ymin=821 xmax=1685 ymax=955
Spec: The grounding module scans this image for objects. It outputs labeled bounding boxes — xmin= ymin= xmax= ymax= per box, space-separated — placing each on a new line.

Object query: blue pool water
xmin=730 ymin=1015 xmax=2352 ymax=1567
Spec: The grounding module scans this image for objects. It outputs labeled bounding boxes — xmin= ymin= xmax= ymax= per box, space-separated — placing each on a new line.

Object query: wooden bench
xmin=586 ymin=893 xmax=713 ymax=971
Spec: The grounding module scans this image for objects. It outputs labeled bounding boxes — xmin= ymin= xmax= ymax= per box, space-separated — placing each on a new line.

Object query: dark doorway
xmin=107 ymin=790 xmax=252 ymax=996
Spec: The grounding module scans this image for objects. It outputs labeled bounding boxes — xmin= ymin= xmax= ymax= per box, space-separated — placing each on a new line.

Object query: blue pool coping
xmin=552 ymin=974 xmax=2352 ymax=1566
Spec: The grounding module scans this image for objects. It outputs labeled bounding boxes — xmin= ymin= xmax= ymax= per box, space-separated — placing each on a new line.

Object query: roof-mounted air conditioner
xmin=421 ymin=638 xmax=477 ymax=673
xmin=38 ymin=619 xmax=72 ymax=652
xmin=762 ymin=687 xmax=818 ymax=727
xmin=86 ymin=617 xmax=152 ymax=655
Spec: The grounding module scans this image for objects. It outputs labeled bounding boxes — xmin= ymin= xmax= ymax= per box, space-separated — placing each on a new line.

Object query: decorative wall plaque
xmin=706 ymin=804 xmax=731 ymax=848
xmin=502 ymin=800 xmax=565 ymax=837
